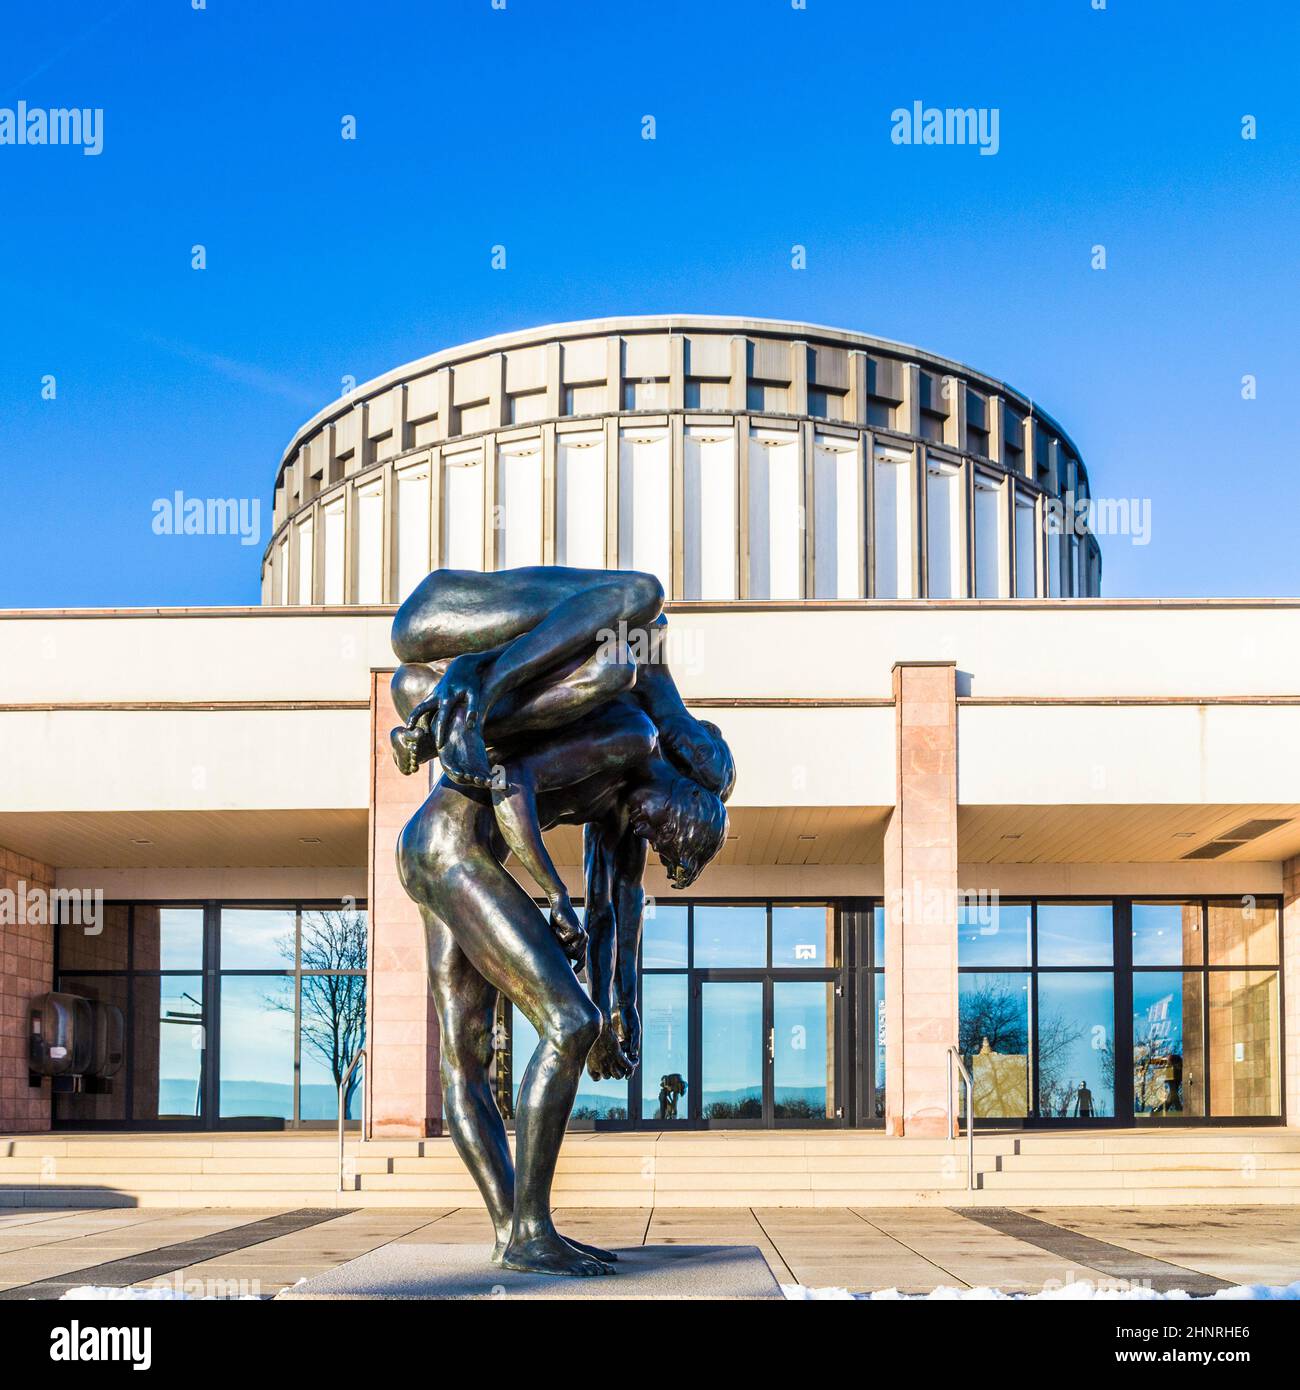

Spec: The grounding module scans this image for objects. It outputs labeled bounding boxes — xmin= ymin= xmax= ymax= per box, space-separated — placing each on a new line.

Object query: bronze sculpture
xmin=390 ymin=567 xmax=733 ymax=1276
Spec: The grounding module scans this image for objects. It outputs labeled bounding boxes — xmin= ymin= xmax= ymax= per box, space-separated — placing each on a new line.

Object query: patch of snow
xmin=783 ymin=1280 xmax=1300 ymax=1302
xmin=59 ymin=1286 xmax=260 ymax=1301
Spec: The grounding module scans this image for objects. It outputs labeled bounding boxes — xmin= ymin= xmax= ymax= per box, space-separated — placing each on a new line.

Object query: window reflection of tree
xmin=268 ymin=910 xmax=367 ymax=1118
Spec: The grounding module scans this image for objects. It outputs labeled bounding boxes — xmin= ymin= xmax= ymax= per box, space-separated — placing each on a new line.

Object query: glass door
xmin=695 ymin=974 xmax=840 ymax=1126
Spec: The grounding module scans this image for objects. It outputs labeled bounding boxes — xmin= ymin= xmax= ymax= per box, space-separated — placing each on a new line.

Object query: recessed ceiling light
xmin=131 ymin=837 xmax=153 ymax=845
xmin=798 ymin=834 xmax=817 ymax=842
xmin=299 ymin=836 xmax=322 ymax=845
xmin=1002 ymin=833 xmax=1022 ymax=840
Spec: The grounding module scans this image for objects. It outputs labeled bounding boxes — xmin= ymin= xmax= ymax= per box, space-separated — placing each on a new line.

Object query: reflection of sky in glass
xmin=642 ymin=904 xmax=688 ymax=968
xmin=773 ymin=981 xmax=829 ymax=1113
xmin=220 ymin=909 xmax=296 ymax=970
xmin=1133 ymin=972 xmax=1183 ymax=1051
xmin=1036 ymin=903 xmax=1113 ymax=966
xmin=701 ymin=981 xmax=762 ymax=1101
xmin=154 ymin=975 xmax=203 ymax=1118
xmin=1132 ymin=902 xmax=1197 ymax=966
xmin=299 ymin=976 xmax=365 ymax=1120
xmin=513 ymin=983 xmax=628 ymax=1119
xmin=641 ymin=974 xmax=688 ymax=1120
xmin=1037 ymin=972 xmax=1114 ymax=1116
xmin=694 ymin=905 xmax=765 ymax=967
xmin=772 ymin=906 xmax=831 ymax=967
xmin=220 ymin=975 xmax=294 ymax=1118
xmin=157 ymin=909 xmax=203 ymax=971
xmin=872 ymin=907 xmax=885 ymax=966
xmin=873 ymin=973 xmax=886 ymax=1108
xmin=957 ymin=902 xmax=1030 ymax=967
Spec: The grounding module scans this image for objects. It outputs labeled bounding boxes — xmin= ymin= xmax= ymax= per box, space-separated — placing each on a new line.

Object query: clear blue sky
xmin=2 ymin=0 xmax=1298 ymax=606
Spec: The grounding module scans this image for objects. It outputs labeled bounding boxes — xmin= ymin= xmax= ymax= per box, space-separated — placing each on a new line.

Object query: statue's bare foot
xmin=501 ymin=1232 xmax=614 ymax=1277
xmin=438 ymin=708 xmax=496 ymax=787
xmin=489 ymin=1235 xmax=508 ymax=1266
xmin=390 ymin=725 xmax=431 ymax=776
xmin=561 ymin=1234 xmax=618 ymax=1262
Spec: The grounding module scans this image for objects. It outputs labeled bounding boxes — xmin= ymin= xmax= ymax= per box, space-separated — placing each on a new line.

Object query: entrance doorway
xmin=697 ymin=974 xmax=841 ymax=1126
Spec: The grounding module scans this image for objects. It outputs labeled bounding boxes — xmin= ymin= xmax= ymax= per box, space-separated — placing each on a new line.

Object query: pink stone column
xmin=0 ymin=850 xmax=55 ymax=1133
xmin=1282 ymin=856 xmax=1300 ymax=1127
xmin=366 ymin=672 xmax=442 ymax=1138
xmin=883 ymin=662 xmax=959 ymax=1138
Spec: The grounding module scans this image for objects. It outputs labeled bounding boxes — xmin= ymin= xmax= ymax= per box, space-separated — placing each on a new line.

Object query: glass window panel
xmin=641 ymin=974 xmax=689 ymax=1122
xmin=873 ymin=448 xmax=914 ymax=598
xmin=1133 ymin=970 xmax=1205 ymax=1117
xmin=747 ymin=432 xmax=803 ymax=600
xmin=496 ymin=442 xmax=543 ymax=570
xmin=299 ymin=908 xmax=368 ymax=972
xmin=958 ymin=901 xmax=1030 ymax=968
xmin=1046 ymin=523 xmax=1061 ymax=598
xmin=322 ymin=499 xmax=346 ymax=605
xmin=555 ymin=433 xmax=606 ymax=568
xmin=813 ymin=439 xmax=862 ymax=599
xmin=771 ymin=905 xmax=835 ymax=968
xmin=618 ymin=430 xmax=671 ymax=596
xmin=443 ymin=450 xmax=485 ymax=572
xmin=973 ymin=474 xmax=1004 ymax=598
xmin=1037 ymin=972 xmax=1115 ymax=1118
xmin=773 ymin=980 xmax=835 ymax=1120
xmin=132 ymin=906 xmax=203 ymax=972
xmin=53 ymin=975 xmax=128 ymax=1124
xmin=1013 ymin=494 xmax=1037 ymax=597
xmin=296 ymin=518 xmax=314 ymax=604
xmin=959 ymin=972 xmax=1030 ymax=1118
xmin=642 ymin=903 xmax=688 ymax=968
xmin=693 ymin=904 xmax=766 ymax=967
xmin=700 ymin=980 xmax=763 ymax=1120
xmin=872 ymin=971 xmax=887 ymax=1120
xmin=683 ymin=428 xmax=737 ymax=600
xmin=220 ymin=975 xmax=295 ymax=1120
xmin=1036 ymin=902 xmax=1113 ymax=967
xmin=356 ymin=482 xmax=385 ymax=602
xmin=513 ymin=997 xmax=627 ymax=1124
xmin=221 ymin=908 xmax=296 ymax=971
xmin=396 ymin=463 xmax=431 ymax=601
xmin=133 ymin=974 xmax=205 ymax=1121
xmin=58 ymin=903 xmax=129 ymax=971
xmin=1207 ymin=899 xmax=1279 ymax=968
xmin=299 ymin=976 xmax=367 ymax=1121
xmin=1132 ymin=901 xmax=1202 ymax=967
xmin=872 ymin=905 xmax=886 ymax=967
xmin=925 ymin=461 xmax=962 ymax=598
xmin=1209 ymin=970 xmax=1280 ymax=1117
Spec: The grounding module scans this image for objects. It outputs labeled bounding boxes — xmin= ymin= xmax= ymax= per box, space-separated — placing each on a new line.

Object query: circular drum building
xmin=262 ymin=315 xmax=1100 ymax=607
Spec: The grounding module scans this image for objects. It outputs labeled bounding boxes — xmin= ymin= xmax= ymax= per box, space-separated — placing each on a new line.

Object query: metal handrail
xmin=337 ymin=1048 xmax=367 ymax=1193
xmin=946 ymin=1046 xmax=975 ymax=1191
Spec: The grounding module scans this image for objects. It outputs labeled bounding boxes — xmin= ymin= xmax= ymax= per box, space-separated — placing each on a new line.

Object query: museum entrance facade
xmin=499 ymin=900 xmax=886 ymax=1130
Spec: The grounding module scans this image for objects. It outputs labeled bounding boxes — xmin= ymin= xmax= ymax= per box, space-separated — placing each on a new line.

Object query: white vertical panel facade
xmin=275 ymin=537 xmax=289 ymax=605
xmin=973 ymin=472 xmax=1005 ymax=599
xmin=873 ymin=445 xmax=914 ymax=599
xmin=683 ymin=426 xmax=736 ymax=600
xmin=555 ymin=431 xmax=606 ymax=569
xmin=925 ymin=458 xmax=962 ymax=599
xmin=356 ymin=480 xmax=385 ymax=603
xmin=813 ymin=436 xmax=862 ymax=599
xmin=496 ymin=439 xmax=543 ymax=570
xmin=395 ymin=462 xmax=431 ymax=602
xmin=322 ymin=499 xmax=346 ymax=605
xmin=618 ymin=428 xmax=671 ymax=593
xmin=296 ymin=518 xmax=314 ymax=606
xmin=443 ymin=447 xmax=485 ymax=572
xmin=1014 ymin=491 xmax=1038 ymax=598
xmin=747 ymin=429 xmax=802 ymax=600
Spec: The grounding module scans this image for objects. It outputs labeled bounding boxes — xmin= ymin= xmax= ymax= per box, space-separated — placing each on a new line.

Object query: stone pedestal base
xmin=276 ymin=1242 xmax=782 ymax=1300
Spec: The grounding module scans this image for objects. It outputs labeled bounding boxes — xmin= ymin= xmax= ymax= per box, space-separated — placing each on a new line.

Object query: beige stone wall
xmin=366 ymin=673 xmax=442 ymax=1137
xmin=0 ymin=848 xmax=55 ymax=1132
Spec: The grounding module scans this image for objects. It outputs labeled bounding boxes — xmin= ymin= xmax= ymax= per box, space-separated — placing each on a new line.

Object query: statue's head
xmin=631 ymin=769 xmax=728 ymax=889
xmin=657 ymin=714 xmax=737 ymax=803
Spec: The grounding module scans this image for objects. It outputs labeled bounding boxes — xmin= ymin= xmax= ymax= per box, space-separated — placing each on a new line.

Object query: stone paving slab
xmin=277 ymin=1242 xmax=782 ymax=1300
